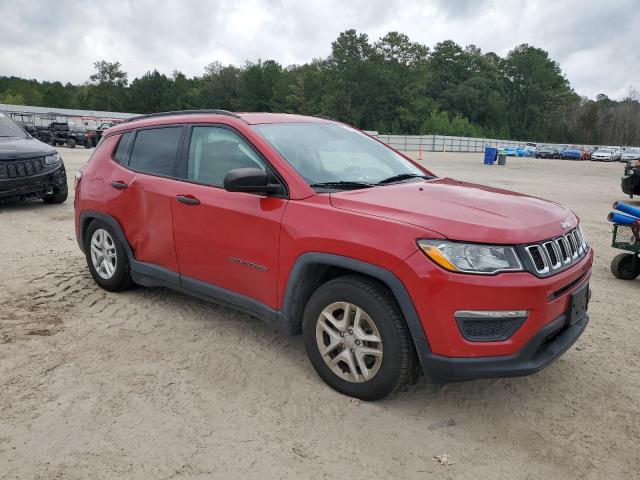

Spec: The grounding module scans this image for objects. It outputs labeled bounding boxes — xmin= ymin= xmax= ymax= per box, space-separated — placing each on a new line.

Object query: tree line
xmin=1 ymin=29 xmax=639 ymax=145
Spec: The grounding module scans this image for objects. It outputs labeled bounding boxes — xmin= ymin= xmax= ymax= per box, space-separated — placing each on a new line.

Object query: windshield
xmin=253 ymin=123 xmax=426 ymax=187
xmin=0 ymin=112 xmax=27 ymax=138
xmin=626 ymin=148 xmax=640 ymax=154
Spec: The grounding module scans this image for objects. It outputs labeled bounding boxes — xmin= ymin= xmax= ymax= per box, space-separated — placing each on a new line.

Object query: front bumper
xmin=395 ymin=247 xmax=593 ymax=382
xmin=0 ymin=162 xmax=67 ymax=199
xmin=418 ymin=309 xmax=588 ymax=382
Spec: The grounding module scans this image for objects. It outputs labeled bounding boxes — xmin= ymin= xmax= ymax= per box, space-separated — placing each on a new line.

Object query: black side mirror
xmin=223 ymin=168 xmax=282 ymax=195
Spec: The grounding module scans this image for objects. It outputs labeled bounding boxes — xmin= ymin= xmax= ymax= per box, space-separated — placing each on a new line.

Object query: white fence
xmin=373 ymin=134 xmax=527 ymax=153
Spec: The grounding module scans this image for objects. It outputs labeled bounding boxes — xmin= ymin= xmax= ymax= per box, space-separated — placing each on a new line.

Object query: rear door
xmin=106 ymin=125 xmax=186 ymax=274
xmin=171 ymin=124 xmax=287 ymax=309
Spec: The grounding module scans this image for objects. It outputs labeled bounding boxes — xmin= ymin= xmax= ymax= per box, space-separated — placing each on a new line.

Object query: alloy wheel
xmin=90 ymin=228 xmax=117 ymax=280
xmin=315 ymin=302 xmax=384 ymax=383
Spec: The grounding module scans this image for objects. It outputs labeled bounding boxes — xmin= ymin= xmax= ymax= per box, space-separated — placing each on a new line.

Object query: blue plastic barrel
xmin=484 ymin=147 xmax=497 ymax=165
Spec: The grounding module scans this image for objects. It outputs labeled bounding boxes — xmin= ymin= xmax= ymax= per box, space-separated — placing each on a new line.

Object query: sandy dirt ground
xmin=1 ymin=148 xmax=639 ymax=480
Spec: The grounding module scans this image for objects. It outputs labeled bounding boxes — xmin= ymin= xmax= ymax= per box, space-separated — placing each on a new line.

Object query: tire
xmin=302 ymin=275 xmax=416 ymax=401
xmin=84 ymin=140 xmax=92 ymax=149
xmin=611 ymin=253 xmax=640 ymax=280
xmin=42 ymin=184 xmax=68 ymax=204
xmin=68 ymin=138 xmax=76 ymax=148
xmin=84 ymin=220 xmax=134 ymax=291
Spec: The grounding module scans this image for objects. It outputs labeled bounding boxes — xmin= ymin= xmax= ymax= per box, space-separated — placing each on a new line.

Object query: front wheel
xmin=303 ymin=275 xmax=416 ymax=400
xmin=43 ymin=184 xmax=68 ymax=204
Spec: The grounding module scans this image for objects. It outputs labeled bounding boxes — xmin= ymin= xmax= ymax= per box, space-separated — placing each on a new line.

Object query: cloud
xmin=0 ymin=0 xmax=637 ymax=99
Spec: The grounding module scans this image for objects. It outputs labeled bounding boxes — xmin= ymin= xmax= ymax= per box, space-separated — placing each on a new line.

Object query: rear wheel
xmin=84 ymin=220 xmax=133 ymax=291
xmin=611 ymin=253 xmax=640 ymax=280
xmin=303 ymin=275 xmax=416 ymax=400
xmin=68 ymin=138 xmax=76 ymax=148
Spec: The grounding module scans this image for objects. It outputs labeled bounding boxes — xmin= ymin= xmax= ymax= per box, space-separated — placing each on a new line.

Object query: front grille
xmin=524 ymin=227 xmax=589 ymax=276
xmin=0 ymin=158 xmax=46 ymax=179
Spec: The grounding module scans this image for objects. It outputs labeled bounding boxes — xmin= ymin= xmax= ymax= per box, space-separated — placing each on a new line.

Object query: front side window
xmin=187 ymin=126 xmax=266 ymax=186
xmin=129 ymin=126 xmax=182 ymax=176
xmin=253 ymin=123 xmax=425 ymax=187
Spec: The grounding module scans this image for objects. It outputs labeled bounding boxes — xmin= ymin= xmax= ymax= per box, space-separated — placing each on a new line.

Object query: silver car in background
xmin=621 ymin=148 xmax=640 ymax=163
xmin=592 ymin=148 xmax=615 ymax=161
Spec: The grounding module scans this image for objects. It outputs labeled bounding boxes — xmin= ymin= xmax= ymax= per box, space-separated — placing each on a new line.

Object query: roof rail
xmin=124 ymin=109 xmax=242 ymax=123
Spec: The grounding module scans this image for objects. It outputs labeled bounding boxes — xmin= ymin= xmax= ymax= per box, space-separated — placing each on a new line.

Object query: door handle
xmin=111 ymin=180 xmax=128 ymax=189
xmin=176 ymin=194 xmax=200 ymax=206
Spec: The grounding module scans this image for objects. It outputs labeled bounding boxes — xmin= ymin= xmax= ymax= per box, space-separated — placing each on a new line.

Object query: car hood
xmin=0 ymin=136 xmax=55 ymax=160
xmin=329 ymin=178 xmax=578 ymax=244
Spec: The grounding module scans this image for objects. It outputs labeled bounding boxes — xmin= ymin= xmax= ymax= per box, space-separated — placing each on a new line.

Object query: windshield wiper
xmin=309 ymin=181 xmax=374 ymax=190
xmin=376 ymin=173 xmax=433 ymax=185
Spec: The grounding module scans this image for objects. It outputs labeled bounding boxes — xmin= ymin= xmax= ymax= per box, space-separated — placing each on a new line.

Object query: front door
xmin=172 ymin=125 xmax=287 ymax=309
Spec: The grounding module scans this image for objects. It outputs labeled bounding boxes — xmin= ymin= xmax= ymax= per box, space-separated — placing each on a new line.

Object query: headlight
xmin=417 ymin=240 xmax=523 ymax=274
xmin=44 ymin=153 xmax=62 ymax=165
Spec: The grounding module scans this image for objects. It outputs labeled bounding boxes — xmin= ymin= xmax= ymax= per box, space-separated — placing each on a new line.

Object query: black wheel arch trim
xmin=281 ymin=252 xmax=433 ymax=375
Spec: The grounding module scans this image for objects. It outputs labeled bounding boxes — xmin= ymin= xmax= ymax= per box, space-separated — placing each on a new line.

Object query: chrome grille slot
xmin=556 ymin=237 xmax=570 ymax=263
xmin=573 ymin=230 xmax=583 ymax=254
xmin=566 ymin=234 xmax=577 ymax=258
xmin=543 ymin=242 xmax=561 ymax=269
xmin=525 ymin=245 xmax=549 ymax=274
xmin=524 ymin=227 xmax=589 ymax=276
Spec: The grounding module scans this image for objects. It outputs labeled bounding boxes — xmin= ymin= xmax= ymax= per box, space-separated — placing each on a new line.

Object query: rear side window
xmin=113 ymin=132 xmax=133 ymax=164
xmin=129 ymin=127 xmax=183 ymax=176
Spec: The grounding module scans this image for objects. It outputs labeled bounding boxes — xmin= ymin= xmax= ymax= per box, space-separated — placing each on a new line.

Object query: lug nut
xmin=348 ymin=328 xmax=353 ymax=335
xmin=350 ymin=348 xmax=355 ymax=353
xmin=355 ymin=340 xmax=361 ymax=346
xmin=339 ymin=332 xmax=344 ymax=337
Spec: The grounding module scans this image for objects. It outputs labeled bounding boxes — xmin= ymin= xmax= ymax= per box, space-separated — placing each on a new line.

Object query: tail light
xmin=74 ymin=170 xmax=82 ymax=190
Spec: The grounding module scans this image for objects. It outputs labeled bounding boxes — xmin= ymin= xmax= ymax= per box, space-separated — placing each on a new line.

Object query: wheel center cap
xmin=343 ymin=334 xmax=355 ymax=348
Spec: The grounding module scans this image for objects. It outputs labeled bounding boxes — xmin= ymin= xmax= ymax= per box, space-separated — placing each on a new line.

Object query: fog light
xmin=454 ymin=310 xmax=528 ymax=342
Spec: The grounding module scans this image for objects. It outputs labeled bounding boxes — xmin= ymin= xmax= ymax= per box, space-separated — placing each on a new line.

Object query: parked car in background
xmin=560 ymin=146 xmax=583 ymax=160
xmin=500 ymin=146 xmax=519 ymax=156
xmin=611 ymin=147 xmax=623 ymax=161
xmin=621 ymin=148 xmax=640 ymax=163
xmin=525 ymin=142 xmax=537 ymax=156
xmin=535 ymin=144 xmax=558 ymax=158
xmin=592 ymin=148 xmax=615 ymax=161
xmin=74 ymin=110 xmax=592 ymax=400
xmin=66 ymin=122 xmax=92 ymax=149
xmin=500 ymin=146 xmax=534 ymax=157
xmin=581 ymin=147 xmax=593 ymax=161
xmin=0 ymin=111 xmax=68 ymax=203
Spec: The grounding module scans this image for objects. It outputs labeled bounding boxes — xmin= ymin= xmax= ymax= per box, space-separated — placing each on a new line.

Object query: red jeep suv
xmin=74 ymin=110 xmax=592 ymax=400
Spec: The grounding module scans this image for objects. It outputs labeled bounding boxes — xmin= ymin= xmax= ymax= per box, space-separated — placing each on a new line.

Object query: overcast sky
xmin=1 ymin=0 xmax=638 ymax=99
